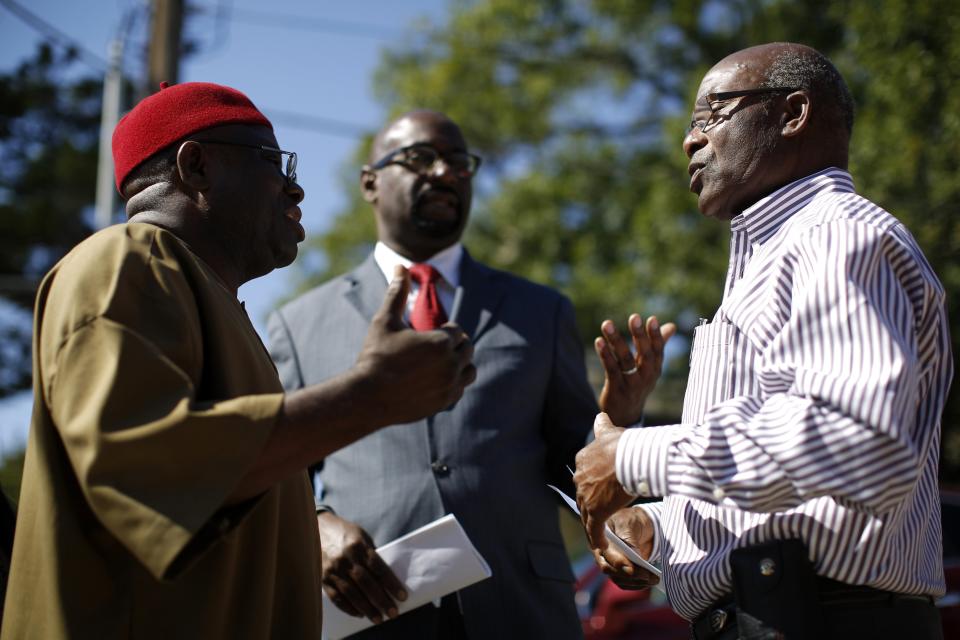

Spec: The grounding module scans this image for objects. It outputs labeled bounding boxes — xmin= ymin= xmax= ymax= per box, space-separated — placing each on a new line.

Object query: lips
xmin=688 ymin=162 xmax=705 ymax=194
xmin=415 ymin=189 xmax=461 ymax=223
xmin=284 ymin=206 xmax=305 ymax=242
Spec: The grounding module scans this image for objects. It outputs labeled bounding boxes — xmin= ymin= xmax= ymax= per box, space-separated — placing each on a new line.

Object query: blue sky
xmin=0 ymin=0 xmax=449 ymax=454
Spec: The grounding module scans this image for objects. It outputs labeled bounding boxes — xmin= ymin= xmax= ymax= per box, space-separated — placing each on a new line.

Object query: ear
xmin=781 ymin=91 xmax=812 ymax=138
xmin=360 ymin=168 xmax=378 ymax=204
xmin=175 ymin=141 xmax=211 ymax=191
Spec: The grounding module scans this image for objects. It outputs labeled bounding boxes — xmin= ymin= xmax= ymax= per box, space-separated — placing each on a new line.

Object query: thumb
xmin=594 ymin=412 xmax=616 ymax=438
xmin=374 ymin=265 xmax=410 ymax=329
xmin=660 ymin=322 xmax=678 ymax=344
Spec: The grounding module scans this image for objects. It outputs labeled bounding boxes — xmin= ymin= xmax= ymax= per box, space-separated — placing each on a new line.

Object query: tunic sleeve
xmin=39 ymin=229 xmax=283 ymax=580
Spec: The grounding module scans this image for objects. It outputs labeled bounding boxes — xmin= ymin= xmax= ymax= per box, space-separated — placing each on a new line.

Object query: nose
xmin=428 ymin=158 xmax=461 ymax=184
xmin=285 ymin=177 xmax=305 ymax=205
xmin=683 ymin=126 xmax=706 ymax=159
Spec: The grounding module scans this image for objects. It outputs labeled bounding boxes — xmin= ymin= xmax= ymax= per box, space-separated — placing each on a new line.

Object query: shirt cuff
xmin=615 ymin=424 xmax=685 ymax=498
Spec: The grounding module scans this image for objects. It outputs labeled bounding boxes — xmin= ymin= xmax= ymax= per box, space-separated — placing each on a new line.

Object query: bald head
xmin=370 ymin=110 xmax=465 ymax=163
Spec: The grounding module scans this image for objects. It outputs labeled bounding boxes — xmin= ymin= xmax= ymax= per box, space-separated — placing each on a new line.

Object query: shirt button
xmin=636 ymin=481 xmax=650 ymax=496
xmin=713 ymin=487 xmax=726 ymax=501
xmin=431 ymin=461 xmax=450 ymax=475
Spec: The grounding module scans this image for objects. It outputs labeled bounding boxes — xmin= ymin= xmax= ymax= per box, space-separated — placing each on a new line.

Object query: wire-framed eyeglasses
xmin=366 ymin=143 xmax=482 ymax=178
xmin=199 ymin=140 xmax=298 ymax=184
xmin=687 ymin=87 xmax=800 ymax=134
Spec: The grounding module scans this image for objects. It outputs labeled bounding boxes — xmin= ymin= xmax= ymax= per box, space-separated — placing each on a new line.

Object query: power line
xmin=263 ymin=108 xmax=371 ymax=139
xmin=0 ymin=0 xmax=109 ymax=73
xmin=221 ymin=6 xmax=401 ymax=40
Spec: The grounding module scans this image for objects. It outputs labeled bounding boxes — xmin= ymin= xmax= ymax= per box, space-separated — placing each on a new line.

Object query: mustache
xmin=415 ymin=185 xmax=460 ymax=203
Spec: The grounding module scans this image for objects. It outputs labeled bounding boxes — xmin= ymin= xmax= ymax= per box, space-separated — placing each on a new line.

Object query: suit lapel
xmin=343 ymin=253 xmax=388 ymax=325
xmin=454 ymin=251 xmax=505 ymax=344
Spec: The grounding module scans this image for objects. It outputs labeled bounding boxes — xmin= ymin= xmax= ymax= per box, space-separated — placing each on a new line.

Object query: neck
xmin=128 ymin=207 xmax=244 ymax=295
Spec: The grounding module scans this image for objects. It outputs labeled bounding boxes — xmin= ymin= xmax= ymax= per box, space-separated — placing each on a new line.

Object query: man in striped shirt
xmin=574 ymin=42 xmax=953 ymax=639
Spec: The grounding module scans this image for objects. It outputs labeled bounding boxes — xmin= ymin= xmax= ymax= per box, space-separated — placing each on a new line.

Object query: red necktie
xmin=408 ymin=263 xmax=448 ymax=331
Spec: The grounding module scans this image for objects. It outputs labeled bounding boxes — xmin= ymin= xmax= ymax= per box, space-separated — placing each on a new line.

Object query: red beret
xmin=112 ymin=81 xmax=273 ymax=191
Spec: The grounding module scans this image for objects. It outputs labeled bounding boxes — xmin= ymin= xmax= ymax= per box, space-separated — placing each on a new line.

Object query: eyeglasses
xmin=366 ymin=143 xmax=482 ymax=178
xmin=687 ymin=87 xmax=800 ymax=134
xmin=198 ymin=140 xmax=298 ymax=184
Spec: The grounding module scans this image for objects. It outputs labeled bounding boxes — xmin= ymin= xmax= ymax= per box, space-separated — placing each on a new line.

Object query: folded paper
xmin=321 ymin=514 xmax=491 ymax=639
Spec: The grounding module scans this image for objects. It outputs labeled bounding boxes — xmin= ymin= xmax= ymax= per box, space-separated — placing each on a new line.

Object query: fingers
xmin=644 ymin=316 xmax=675 ymax=373
xmin=594 ymin=336 xmax=624 ymax=382
xmin=365 ymin=548 xmax=408 ymax=605
xmin=594 ymin=412 xmax=620 ymax=439
xmin=601 ymin=320 xmax=635 ymax=373
xmin=582 ymin=507 xmax=609 ymax=553
xmin=659 ymin=320 xmax=678 ymax=344
xmin=438 ymin=323 xmax=476 ymax=390
xmin=596 ymin=544 xmax=634 ymax=575
xmin=318 ymin=516 xmax=405 ymax=624
xmin=324 ymin=550 xmax=404 ymax=624
xmin=628 ymin=314 xmax=651 ymax=369
xmin=373 ymin=265 xmax=410 ymax=328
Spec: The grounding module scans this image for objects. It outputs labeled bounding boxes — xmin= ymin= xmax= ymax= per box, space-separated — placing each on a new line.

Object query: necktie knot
xmin=408 ymin=263 xmax=447 ymax=331
xmin=409 ymin=263 xmax=442 ymax=285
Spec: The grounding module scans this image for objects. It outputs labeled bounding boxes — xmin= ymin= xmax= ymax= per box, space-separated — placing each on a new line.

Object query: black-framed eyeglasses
xmin=365 ymin=143 xmax=482 ymax=178
xmin=198 ymin=140 xmax=298 ymax=184
xmin=687 ymin=86 xmax=800 ymax=134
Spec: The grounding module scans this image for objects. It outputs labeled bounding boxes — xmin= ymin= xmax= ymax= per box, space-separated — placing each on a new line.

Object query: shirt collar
xmin=731 ymin=167 xmax=856 ymax=245
xmin=373 ymin=241 xmax=463 ymax=288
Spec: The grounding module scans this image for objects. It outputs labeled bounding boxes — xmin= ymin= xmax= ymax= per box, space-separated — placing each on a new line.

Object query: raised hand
xmin=574 ymin=413 xmax=634 ymax=571
xmin=355 ymin=265 xmax=477 ymax=426
xmin=317 ymin=512 xmax=407 ymax=623
xmin=595 ymin=314 xmax=676 ymax=426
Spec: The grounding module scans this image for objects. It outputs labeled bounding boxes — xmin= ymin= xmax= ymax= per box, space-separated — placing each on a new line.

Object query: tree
xmin=295 ymin=0 xmax=960 ymax=477
xmin=0 ymin=44 xmax=102 ymax=398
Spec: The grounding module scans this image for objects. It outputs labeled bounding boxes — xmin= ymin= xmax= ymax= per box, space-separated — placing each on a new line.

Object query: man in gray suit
xmin=267 ymin=110 xmax=598 ymax=638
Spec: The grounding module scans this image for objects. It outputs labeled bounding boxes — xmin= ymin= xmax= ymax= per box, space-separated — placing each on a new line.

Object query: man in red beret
xmin=1 ymin=82 xmax=476 ymax=639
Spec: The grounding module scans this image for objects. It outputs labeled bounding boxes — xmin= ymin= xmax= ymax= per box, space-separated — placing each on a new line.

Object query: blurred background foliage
xmin=297 ymin=0 xmax=960 ymax=476
xmin=2 ymin=0 xmax=959 ymax=495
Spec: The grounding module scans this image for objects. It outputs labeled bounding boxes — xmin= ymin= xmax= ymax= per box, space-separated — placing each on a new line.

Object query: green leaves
xmin=297 ymin=0 xmax=960 ymax=475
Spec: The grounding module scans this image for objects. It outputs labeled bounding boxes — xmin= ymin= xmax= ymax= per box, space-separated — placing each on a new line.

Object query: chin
xmin=275 ymin=246 xmax=298 ymax=269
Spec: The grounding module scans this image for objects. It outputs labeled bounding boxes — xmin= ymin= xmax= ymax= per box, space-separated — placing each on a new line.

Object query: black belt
xmin=690 ymin=577 xmax=935 ymax=640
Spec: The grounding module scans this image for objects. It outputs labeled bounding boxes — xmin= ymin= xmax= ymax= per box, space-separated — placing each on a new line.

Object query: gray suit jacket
xmin=267 ymin=251 xmax=596 ymax=639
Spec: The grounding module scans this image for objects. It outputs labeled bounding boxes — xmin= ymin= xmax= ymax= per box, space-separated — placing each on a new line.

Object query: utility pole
xmin=148 ymin=0 xmax=183 ymax=89
xmin=94 ymin=39 xmax=124 ymax=229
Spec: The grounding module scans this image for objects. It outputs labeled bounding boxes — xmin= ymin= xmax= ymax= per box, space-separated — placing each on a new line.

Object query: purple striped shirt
xmin=615 ymin=168 xmax=953 ymax=620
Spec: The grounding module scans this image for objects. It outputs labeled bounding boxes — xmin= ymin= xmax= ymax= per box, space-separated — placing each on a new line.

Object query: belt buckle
xmin=710 ymin=607 xmax=729 ymax=632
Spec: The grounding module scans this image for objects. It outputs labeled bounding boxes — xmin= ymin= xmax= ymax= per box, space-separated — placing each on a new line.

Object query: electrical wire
xmin=0 ymin=0 xmax=109 ymax=72
xmin=262 ymin=108 xmax=370 ymax=138
xmin=225 ymin=6 xmax=399 ymax=40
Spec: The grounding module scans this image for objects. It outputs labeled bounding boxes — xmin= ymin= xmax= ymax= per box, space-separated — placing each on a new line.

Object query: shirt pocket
xmin=682 ymin=321 xmax=736 ymax=424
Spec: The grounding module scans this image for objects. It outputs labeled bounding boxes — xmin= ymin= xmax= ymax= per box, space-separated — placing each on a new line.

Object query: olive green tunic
xmin=2 ymin=223 xmax=322 ymax=639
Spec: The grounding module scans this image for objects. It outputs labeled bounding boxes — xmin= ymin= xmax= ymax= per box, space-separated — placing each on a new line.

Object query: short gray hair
xmin=763 ymin=49 xmax=855 ymax=135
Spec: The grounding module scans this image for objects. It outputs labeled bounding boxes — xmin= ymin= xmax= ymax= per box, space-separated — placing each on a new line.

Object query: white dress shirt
xmin=616 ymin=168 xmax=953 ymax=619
xmin=373 ymin=241 xmax=463 ymax=322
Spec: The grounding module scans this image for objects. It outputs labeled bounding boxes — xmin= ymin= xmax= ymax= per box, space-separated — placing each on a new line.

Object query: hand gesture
xmin=317 ymin=512 xmax=407 ymax=624
xmin=574 ymin=413 xmax=634 ymax=568
xmin=601 ymin=508 xmax=659 ymax=589
xmin=355 ymin=266 xmax=477 ymax=426
xmin=595 ymin=314 xmax=676 ymax=426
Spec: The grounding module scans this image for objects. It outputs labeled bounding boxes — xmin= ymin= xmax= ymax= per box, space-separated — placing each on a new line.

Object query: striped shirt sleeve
xmin=617 ymin=219 xmax=929 ymax=515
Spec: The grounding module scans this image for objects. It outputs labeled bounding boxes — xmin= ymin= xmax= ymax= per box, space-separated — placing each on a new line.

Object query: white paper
xmin=321 ymin=514 xmax=492 ymax=640
xmin=548 ymin=484 xmax=663 ymax=579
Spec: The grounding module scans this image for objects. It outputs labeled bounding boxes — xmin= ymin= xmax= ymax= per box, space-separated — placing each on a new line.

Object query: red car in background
xmin=574 ymin=491 xmax=960 ymax=639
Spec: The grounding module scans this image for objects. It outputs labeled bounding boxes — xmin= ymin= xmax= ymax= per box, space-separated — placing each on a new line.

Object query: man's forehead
xmin=378 ymin=115 xmax=466 ymax=152
xmin=697 ymin=61 xmax=766 ymax=101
